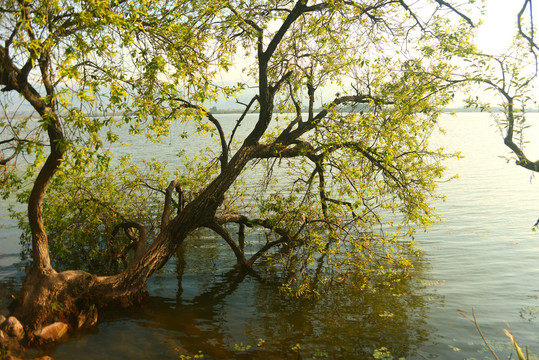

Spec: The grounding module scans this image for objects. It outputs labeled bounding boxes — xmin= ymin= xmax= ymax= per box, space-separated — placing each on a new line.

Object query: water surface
xmin=1 ymin=113 xmax=539 ymax=359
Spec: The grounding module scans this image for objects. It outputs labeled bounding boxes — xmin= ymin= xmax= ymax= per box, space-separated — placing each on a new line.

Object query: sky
xmin=477 ymin=0 xmax=538 ymax=53
xmin=463 ymin=0 xmax=539 ymax=108
xmin=215 ymin=0 xmax=539 ymax=109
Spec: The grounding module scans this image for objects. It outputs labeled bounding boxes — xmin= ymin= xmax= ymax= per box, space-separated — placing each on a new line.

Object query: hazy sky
xmin=477 ymin=0 xmax=538 ymax=53
xmin=217 ymin=0 xmax=539 ymax=108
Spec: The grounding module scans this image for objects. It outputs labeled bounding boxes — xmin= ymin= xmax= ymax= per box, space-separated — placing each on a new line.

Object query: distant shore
xmin=4 ymin=106 xmax=538 ymax=120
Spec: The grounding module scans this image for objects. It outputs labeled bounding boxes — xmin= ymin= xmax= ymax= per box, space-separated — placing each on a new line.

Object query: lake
xmin=1 ymin=112 xmax=539 ymax=359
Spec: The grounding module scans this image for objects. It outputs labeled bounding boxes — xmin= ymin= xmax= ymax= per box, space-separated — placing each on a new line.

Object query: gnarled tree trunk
xmin=9 ymin=144 xmax=258 ymax=337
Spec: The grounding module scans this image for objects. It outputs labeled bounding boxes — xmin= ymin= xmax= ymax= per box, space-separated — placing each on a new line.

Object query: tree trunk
xmin=10 ymin=144 xmax=260 ymax=336
xmin=11 ymin=230 xmax=186 ymax=338
xmin=9 ymin=232 xmax=184 ymax=336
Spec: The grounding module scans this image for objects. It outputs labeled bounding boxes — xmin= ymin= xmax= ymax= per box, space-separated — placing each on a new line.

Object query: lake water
xmin=1 ymin=112 xmax=539 ymax=359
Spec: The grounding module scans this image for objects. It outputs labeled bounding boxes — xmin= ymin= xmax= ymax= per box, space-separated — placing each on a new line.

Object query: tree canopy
xmin=0 ymin=0 xmax=503 ymax=331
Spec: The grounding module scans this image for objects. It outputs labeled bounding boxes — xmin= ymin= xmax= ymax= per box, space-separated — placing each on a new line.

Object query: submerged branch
xmin=205 ymin=220 xmax=249 ymax=268
xmin=213 ymin=213 xmax=294 ymax=266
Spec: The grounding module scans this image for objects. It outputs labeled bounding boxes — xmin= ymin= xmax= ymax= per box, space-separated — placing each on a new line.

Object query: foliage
xmin=373 ymin=347 xmax=406 ymax=360
xmin=12 ymin=155 xmax=170 ymax=274
xmin=463 ymin=19 xmax=539 ymax=173
xmin=0 ymin=0 xmax=480 ymax=297
xmin=178 ymin=351 xmax=204 ymax=360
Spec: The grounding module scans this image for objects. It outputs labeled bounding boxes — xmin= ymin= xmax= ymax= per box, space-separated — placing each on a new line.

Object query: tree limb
xmin=269 ymin=70 xmax=293 ymax=96
xmin=174 ymin=98 xmax=228 ymax=171
xmin=517 ymin=0 xmax=539 ymax=72
xmin=0 ymin=151 xmax=16 ymax=165
xmin=433 ymin=0 xmax=475 ymax=27
xmin=228 ymin=95 xmax=259 ymax=150
xmin=0 ymin=137 xmax=28 ymax=165
xmin=398 ymin=0 xmax=426 ymax=31
xmin=313 ymin=160 xmax=328 ymax=220
xmin=213 ymin=213 xmax=295 ymax=266
xmin=111 ymin=221 xmax=148 ymax=264
xmin=161 ymin=180 xmax=183 ymax=231
xmin=204 ymin=220 xmax=249 ymax=268
xmin=471 ymin=69 xmax=539 ymax=172
xmin=244 ymin=0 xmax=327 ymax=147
xmin=280 ymin=94 xmax=380 ymax=144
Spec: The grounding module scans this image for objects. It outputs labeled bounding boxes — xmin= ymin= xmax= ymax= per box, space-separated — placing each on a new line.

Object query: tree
xmin=464 ymin=0 xmax=539 ymax=173
xmin=0 ymin=0 xmax=476 ymax=335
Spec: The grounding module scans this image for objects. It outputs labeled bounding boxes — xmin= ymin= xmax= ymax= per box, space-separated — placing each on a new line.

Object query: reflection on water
xmin=2 ymin=113 xmax=539 ymax=359
xmin=48 ymin=231 xmax=437 ymax=360
xmin=0 ymin=201 xmax=25 ymax=315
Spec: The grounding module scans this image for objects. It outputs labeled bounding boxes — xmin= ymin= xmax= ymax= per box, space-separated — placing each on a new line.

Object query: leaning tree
xmin=0 ymin=0 xmax=477 ymax=333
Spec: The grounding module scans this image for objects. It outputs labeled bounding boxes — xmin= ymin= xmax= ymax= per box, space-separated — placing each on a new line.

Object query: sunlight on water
xmin=417 ymin=112 xmax=539 ymax=359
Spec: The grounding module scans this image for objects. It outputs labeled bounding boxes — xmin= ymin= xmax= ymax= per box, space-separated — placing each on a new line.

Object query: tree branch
xmin=398 ymin=0 xmax=426 ymax=31
xmin=174 ymin=98 xmax=228 ymax=171
xmin=0 ymin=137 xmax=28 ymax=165
xmin=5 ymin=14 xmax=22 ymax=50
xmin=111 ymin=221 xmax=148 ymax=264
xmin=228 ymin=95 xmax=259 ymax=150
xmin=278 ymin=94 xmax=380 ymax=144
xmin=315 ymin=160 xmax=329 ymax=220
xmin=337 ymin=142 xmax=405 ymax=188
xmin=161 ymin=180 xmax=183 ymax=231
xmin=213 ymin=213 xmax=295 ymax=266
xmin=244 ymin=1 xmax=328 ymax=147
xmin=205 ymin=220 xmax=249 ymax=268
xmin=471 ymin=68 xmax=539 ymax=172
xmin=433 ymin=0 xmax=475 ymax=27
xmin=0 ymin=152 xmax=16 ymax=165
xmin=503 ymin=101 xmax=539 ymax=171
xmin=256 ymin=140 xmax=316 ymax=159
xmin=269 ymin=70 xmax=293 ymax=96
xmin=262 ymin=1 xmax=310 ymax=62
xmin=517 ymin=0 xmax=539 ymax=72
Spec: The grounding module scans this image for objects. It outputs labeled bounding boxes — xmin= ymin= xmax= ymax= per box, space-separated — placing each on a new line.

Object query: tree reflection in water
xmin=48 ymin=229 xmax=442 ymax=359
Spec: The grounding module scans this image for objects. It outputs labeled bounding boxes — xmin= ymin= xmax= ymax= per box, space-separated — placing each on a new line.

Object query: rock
xmin=0 ymin=314 xmax=6 ymax=327
xmin=0 ymin=329 xmax=9 ymax=348
xmin=0 ymin=329 xmax=22 ymax=354
xmin=33 ymin=322 xmax=68 ymax=344
xmin=76 ymin=305 xmax=98 ymax=329
xmin=1 ymin=317 xmax=24 ymax=341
